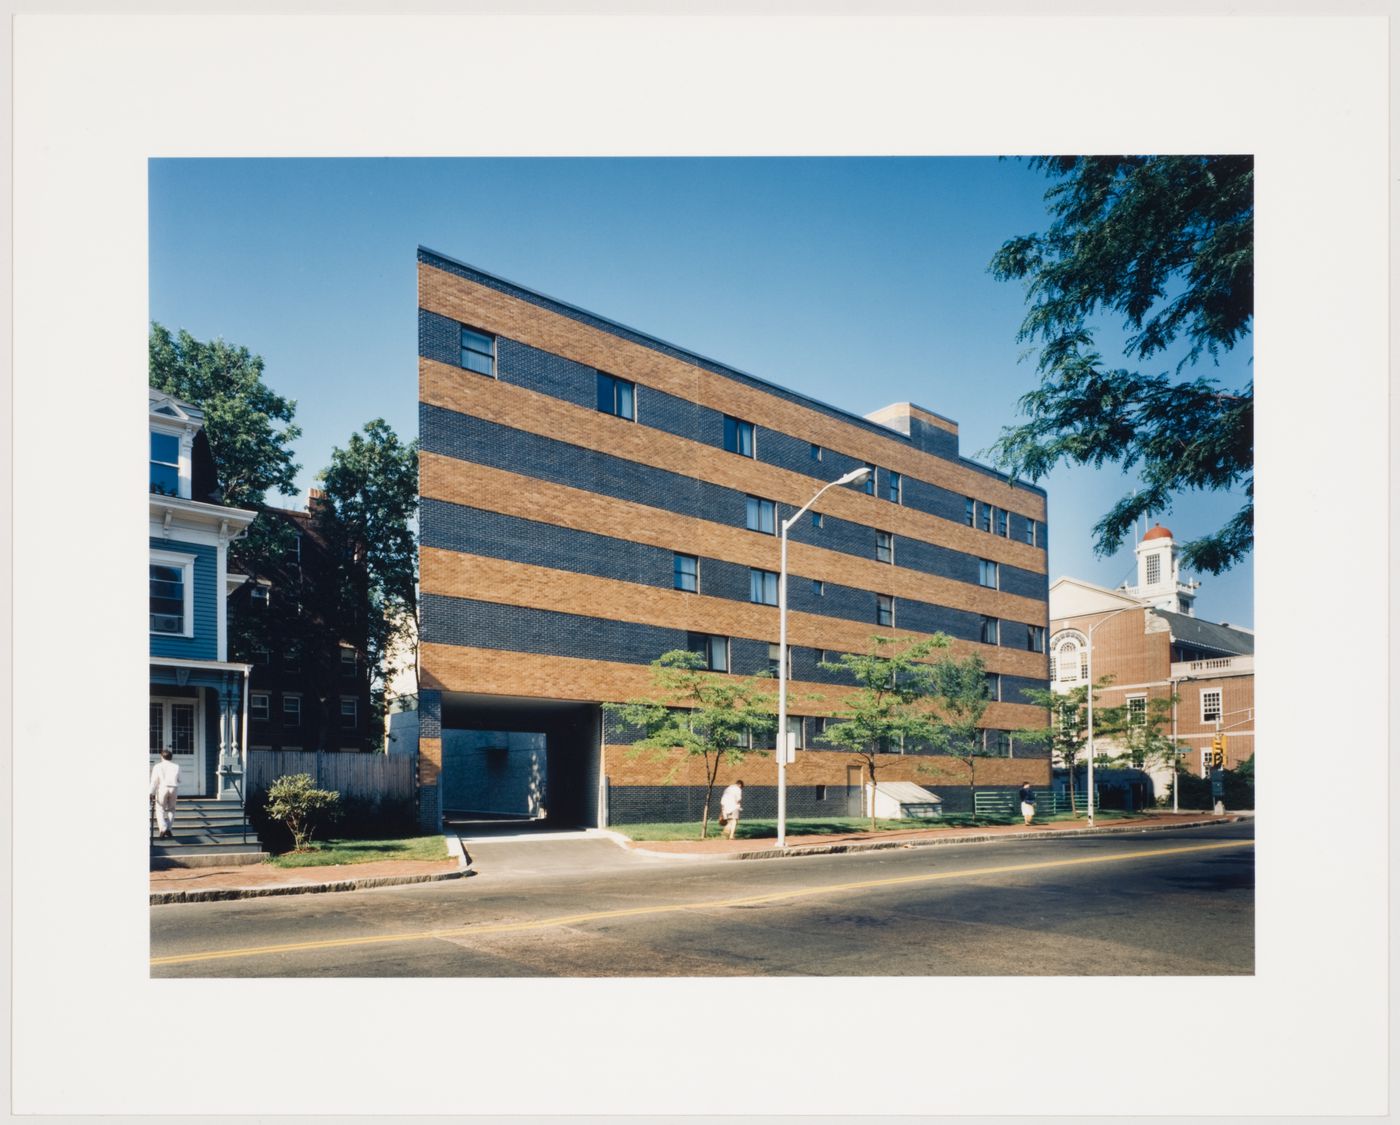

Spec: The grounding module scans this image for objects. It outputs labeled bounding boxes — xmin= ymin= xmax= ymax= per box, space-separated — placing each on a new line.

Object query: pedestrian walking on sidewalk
xmin=150 ymin=748 xmax=181 ymax=839
xmin=718 ymin=780 xmax=745 ymax=840
xmin=1018 ymin=781 xmax=1036 ymax=827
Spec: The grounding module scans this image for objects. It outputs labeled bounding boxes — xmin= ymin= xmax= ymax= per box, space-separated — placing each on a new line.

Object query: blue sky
xmin=148 ymin=156 xmax=1253 ymax=627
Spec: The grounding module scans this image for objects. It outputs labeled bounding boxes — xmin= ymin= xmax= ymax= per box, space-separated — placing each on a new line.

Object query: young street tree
xmin=1021 ymin=678 xmax=1122 ymax=817
xmin=924 ymin=652 xmax=993 ymax=796
xmin=821 ymin=635 xmax=948 ymax=833
xmin=988 ymin=156 xmax=1254 ymax=574
xmin=314 ymin=419 xmax=420 ymax=746
xmin=604 ymin=650 xmax=777 ymax=840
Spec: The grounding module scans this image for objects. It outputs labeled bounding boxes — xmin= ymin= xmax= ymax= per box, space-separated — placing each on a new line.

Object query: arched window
xmin=1050 ymin=631 xmax=1088 ymax=683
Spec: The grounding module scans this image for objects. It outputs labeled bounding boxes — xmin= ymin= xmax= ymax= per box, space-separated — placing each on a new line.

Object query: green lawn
xmin=267 ymin=835 xmax=450 ymax=867
xmin=611 ymin=810 xmax=1140 ymax=841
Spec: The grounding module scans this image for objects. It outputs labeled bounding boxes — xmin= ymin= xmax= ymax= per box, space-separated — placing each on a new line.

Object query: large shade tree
xmin=988 ymin=155 xmax=1253 ymax=574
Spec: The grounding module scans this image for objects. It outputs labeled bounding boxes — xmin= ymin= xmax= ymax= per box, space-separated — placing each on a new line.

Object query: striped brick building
xmin=415 ymin=247 xmax=1052 ymax=830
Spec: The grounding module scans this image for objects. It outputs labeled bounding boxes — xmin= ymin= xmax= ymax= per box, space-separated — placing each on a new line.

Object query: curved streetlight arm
xmin=776 ymin=466 xmax=870 ymax=848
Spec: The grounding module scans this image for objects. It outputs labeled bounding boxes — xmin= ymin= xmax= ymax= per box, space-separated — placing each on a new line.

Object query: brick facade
xmin=417 ymin=248 xmax=1053 ymax=827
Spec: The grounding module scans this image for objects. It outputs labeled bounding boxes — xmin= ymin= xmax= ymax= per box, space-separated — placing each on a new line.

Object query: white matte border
xmin=10 ymin=8 xmax=1389 ymax=1118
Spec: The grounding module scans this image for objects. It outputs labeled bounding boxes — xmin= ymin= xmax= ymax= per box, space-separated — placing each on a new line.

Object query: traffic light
xmin=1210 ymin=735 xmax=1224 ymax=769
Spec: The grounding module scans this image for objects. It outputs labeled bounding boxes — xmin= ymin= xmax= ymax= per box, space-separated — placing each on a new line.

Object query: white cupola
xmin=1121 ymin=523 xmax=1200 ymax=615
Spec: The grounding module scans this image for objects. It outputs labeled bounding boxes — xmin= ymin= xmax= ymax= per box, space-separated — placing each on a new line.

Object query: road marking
xmin=151 ymin=837 xmax=1253 ymax=968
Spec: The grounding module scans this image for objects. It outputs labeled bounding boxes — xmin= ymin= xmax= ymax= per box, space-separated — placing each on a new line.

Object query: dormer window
xmin=150 ymin=431 xmax=181 ymax=496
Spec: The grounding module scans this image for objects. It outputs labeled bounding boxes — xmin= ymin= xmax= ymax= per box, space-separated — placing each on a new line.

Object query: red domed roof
xmin=1142 ymin=523 xmax=1173 ymax=542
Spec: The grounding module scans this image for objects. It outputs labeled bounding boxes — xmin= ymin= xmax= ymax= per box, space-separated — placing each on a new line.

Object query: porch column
xmin=216 ymin=673 xmax=243 ymax=800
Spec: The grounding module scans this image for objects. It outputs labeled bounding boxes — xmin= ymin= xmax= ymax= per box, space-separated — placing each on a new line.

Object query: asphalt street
xmin=150 ymin=821 xmax=1254 ymax=977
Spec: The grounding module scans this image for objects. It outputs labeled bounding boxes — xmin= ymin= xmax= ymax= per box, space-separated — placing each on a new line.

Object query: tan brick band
xmin=419 ymin=642 xmax=1045 ymax=729
xmin=603 ymin=744 xmax=1051 ymax=787
xmin=421 ymin=546 xmax=1047 ymax=678
xmin=418 ymin=737 xmax=442 ymax=786
xmin=422 ymin=362 xmax=1046 ymax=573
xmin=420 ymin=264 xmax=1047 ymax=522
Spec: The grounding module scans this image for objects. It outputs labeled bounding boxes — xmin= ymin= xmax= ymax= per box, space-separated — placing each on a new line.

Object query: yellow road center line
xmin=151 ymin=838 xmax=1252 ymax=968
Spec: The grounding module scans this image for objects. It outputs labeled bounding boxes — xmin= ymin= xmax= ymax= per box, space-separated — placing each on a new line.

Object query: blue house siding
xmin=149 ymin=536 xmax=218 ymax=662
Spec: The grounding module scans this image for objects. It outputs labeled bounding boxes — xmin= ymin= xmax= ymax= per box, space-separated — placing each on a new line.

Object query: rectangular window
xmin=1146 ymin=555 xmax=1161 ymax=585
xmin=862 ymin=464 xmax=876 ymax=495
xmin=1025 ymin=517 xmax=1036 ymax=544
xmin=1201 ymin=689 xmax=1222 ymax=723
xmin=459 ymin=325 xmax=495 ymax=376
xmin=876 ymin=594 xmax=894 ymax=627
xmin=980 ymin=616 xmax=1000 ymax=645
xmin=284 ymin=648 xmax=301 ymax=674
xmin=811 ymin=578 xmax=825 ymax=596
xmin=723 ymin=415 xmax=755 ymax=457
xmin=985 ymin=673 xmax=1001 ymax=702
xmin=250 ymin=693 xmax=270 ymax=721
xmin=674 ymin=553 xmax=698 ymax=592
xmin=282 ymin=694 xmax=302 ymax=727
xmin=767 ymin=643 xmax=792 ymax=679
xmin=340 ymin=696 xmax=358 ymax=729
xmin=745 ymin=495 xmax=776 ymax=534
xmin=150 ymin=431 xmax=180 ymax=496
xmin=1127 ymin=695 xmax=1147 ymax=726
xmin=885 ymin=470 xmax=902 ymax=503
xmin=978 ymin=502 xmax=992 ymax=533
xmin=978 ymin=559 xmax=999 ymax=589
xmin=995 ymin=508 xmax=1009 ymax=537
xmin=340 ymin=646 xmax=357 ymax=676
xmin=964 ymin=497 xmax=976 ymax=527
xmin=815 ymin=784 xmax=827 ymax=801
xmin=149 ymin=561 xmax=188 ymax=635
xmin=687 ymin=633 xmax=729 ymax=673
xmin=595 ymin=371 xmax=636 ymax=420
xmin=252 ymin=646 xmax=269 ymax=666
xmin=750 ymin=568 xmax=778 ymax=606
xmin=285 ymin=533 xmax=302 ymax=564
xmin=787 ymin=715 xmax=804 ymax=749
xmin=1027 ymin=625 xmax=1046 ymax=653
xmin=811 ymin=511 xmax=823 ymax=529
xmin=876 ymin=530 xmax=894 ymax=563
xmin=249 ymin=584 xmax=270 ymax=608
xmin=810 ymin=443 xmax=823 ymax=462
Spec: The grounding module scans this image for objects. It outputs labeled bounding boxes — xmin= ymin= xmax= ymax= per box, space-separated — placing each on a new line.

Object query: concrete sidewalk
xmin=150 ymin=810 xmax=1249 ymax=905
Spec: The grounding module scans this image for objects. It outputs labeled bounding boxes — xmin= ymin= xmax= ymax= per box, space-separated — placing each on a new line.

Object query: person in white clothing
xmin=718 ymin=779 xmax=744 ymax=840
xmin=150 ymin=748 xmax=181 ymax=839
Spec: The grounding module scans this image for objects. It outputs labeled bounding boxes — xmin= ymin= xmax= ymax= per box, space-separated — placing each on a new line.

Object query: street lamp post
xmin=776 ymin=466 xmax=871 ymax=848
xmin=1084 ymin=604 xmax=1142 ymax=829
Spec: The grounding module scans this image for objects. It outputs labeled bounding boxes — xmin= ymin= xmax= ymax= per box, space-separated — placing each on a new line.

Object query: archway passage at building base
xmin=438 ymin=694 xmax=602 ymax=829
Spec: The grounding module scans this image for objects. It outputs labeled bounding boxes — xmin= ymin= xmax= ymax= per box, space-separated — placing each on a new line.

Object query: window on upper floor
xmin=250 ymin=693 xmax=270 ymax=722
xmin=674 ymin=553 xmax=698 ymax=593
xmin=723 ymin=415 xmax=755 ymax=457
xmin=282 ymin=693 xmax=302 ymax=726
xmin=964 ymin=497 xmax=976 ymax=527
xmin=150 ymin=431 xmax=180 ymax=496
xmin=767 ymin=643 xmax=792 ymax=679
xmin=811 ymin=578 xmax=825 ymax=596
xmin=978 ymin=502 xmax=992 ymax=533
xmin=285 ymin=532 xmax=302 ymax=565
xmin=810 ymin=443 xmax=823 ymax=462
xmin=596 ymin=371 xmax=635 ymax=420
xmin=750 ymin=569 xmax=778 ymax=606
xmin=1054 ymin=637 xmax=1083 ymax=682
xmin=995 ymin=508 xmax=1009 ymax=537
xmin=249 ymin=584 xmax=270 ymax=608
xmin=862 ymin=464 xmax=876 ymax=496
xmin=876 ymin=594 xmax=894 ymax=627
xmin=1201 ymin=688 xmax=1222 ymax=724
xmin=149 ymin=553 xmax=193 ymax=637
xmin=978 ymin=559 xmax=999 ymax=589
xmin=884 ymin=470 xmax=902 ymax=504
xmin=876 ymin=531 xmax=894 ymax=564
xmin=1146 ymin=554 xmax=1162 ymax=585
xmin=811 ymin=511 xmax=823 ymax=529
xmin=687 ymin=632 xmax=729 ymax=673
xmin=340 ymin=646 xmax=357 ymax=677
xmin=1027 ymin=625 xmax=1046 ymax=653
xmin=985 ymin=673 xmax=1001 ymax=702
xmin=340 ymin=696 xmax=358 ymax=729
xmin=745 ymin=495 xmax=776 ymax=534
xmin=980 ymin=616 xmax=1000 ymax=645
xmin=1127 ymin=695 xmax=1147 ymax=726
xmin=459 ymin=325 xmax=495 ymax=376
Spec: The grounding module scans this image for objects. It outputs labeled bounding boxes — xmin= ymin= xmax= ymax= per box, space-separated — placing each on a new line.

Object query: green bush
xmin=264 ymin=773 xmax=342 ymax=851
xmin=1166 ymin=767 xmax=1254 ymax=810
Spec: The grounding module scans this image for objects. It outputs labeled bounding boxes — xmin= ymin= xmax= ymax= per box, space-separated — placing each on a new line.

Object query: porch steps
xmin=151 ymin=797 xmax=267 ymax=868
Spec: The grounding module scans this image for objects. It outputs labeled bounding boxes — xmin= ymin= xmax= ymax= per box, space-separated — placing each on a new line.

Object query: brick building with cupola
xmin=1049 ymin=523 xmax=1255 ymax=793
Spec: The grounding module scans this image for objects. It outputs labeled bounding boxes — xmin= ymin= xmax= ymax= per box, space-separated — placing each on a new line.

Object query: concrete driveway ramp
xmin=446 ymin=824 xmax=654 ymax=879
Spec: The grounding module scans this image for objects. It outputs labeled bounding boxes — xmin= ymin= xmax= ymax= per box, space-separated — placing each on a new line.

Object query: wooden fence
xmin=248 ymin=750 xmax=415 ymax=803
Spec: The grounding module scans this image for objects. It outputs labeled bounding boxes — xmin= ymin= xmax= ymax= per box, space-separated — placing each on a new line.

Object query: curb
xmin=150 ymin=867 xmax=471 ymax=905
xmin=635 ymin=815 xmax=1249 ymax=863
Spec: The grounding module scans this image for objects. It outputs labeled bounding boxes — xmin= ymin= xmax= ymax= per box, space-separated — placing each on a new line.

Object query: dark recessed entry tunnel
xmin=438 ymin=694 xmax=601 ymax=829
